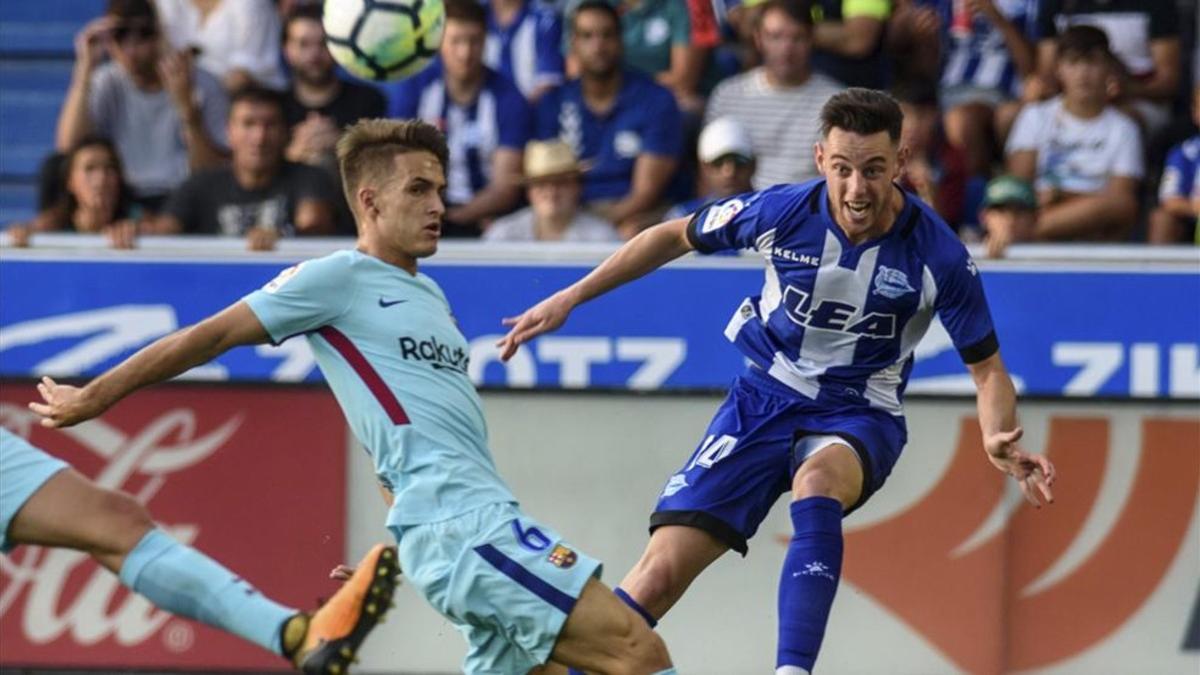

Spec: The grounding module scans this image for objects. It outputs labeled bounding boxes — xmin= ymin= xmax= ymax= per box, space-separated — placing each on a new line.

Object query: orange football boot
xmin=292 ymin=544 xmax=400 ymax=674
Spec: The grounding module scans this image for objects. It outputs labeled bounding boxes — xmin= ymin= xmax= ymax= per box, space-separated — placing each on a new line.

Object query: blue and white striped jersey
xmin=484 ymin=0 xmax=565 ymax=99
xmin=388 ymin=63 xmax=532 ymax=205
xmin=935 ymin=0 xmax=1038 ymax=98
xmin=688 ymin=180 xmax=997 ymax=416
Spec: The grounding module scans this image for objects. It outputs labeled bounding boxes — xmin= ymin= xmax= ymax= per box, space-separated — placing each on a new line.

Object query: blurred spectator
xmin=620 ymin=0 xmax=705 ymax=113
xmin=979 ymin=173 xmax=1036 ymax=257
xmin=484 ymin=0 xmax=565 ymax=101
xmin=55 ymin=0 xmax=228 ymax=213
xmin=536 ymin=0 xmax=682 ymax=235
xmin=1006 ymin=26 xmax=1142 ymax=242
xmin=484 ymin=140 xmax=619 ymax=241
xmin=894 ymin=82 xmax=968 ymax=228
xmin=11 ymin=137 xmax=139 ymax=249
xmin=811 ymin=0 xmax=894 ymax=89
xmin=933 ymin=0 xmax=1037 ymax=176
xmin=158 ymin=86 xmax=338 ymax=250
xmin=281 ymin=4 xmax=384 ymax=234
xmin=1033 ymin=0 xmax=1181 ymax=136
xmin=390 ymin=0 xmax=530 ymax=237
xmin=665 ymin=116 xmax=756 ymax=219
xmin=1148 ymin=88 xmax=1200 ymax=244
xmin=707 ymin=0 xmax=841 ymax=189
xmin=885 ymin=0 xmax=942 ymax=93
xmin=153 ymin=0 xmax=287 ymax=91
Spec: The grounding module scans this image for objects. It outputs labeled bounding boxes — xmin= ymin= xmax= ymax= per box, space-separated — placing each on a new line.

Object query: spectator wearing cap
xmin=707 ymin=0 xmax=842 ymax=189
xmin=484 ymin=140 xmax=619 ymax=242
xmin=55 ymin=0 xmax=229 ymax=213
xmin=153 ymin=0 xmax=287 ymax=91
xmin=1148 ymin=87 xmax=1200 ymax=244
xmin=979 ymin=174 xmax=1036 ymax=257
xmin=665 ymin=117 xmax=756 ymax=219
xmin=1006 ymin=25 xmax=1142 ymax=242
xmin=536 ymin=1 xmax=682 ymax=235
xmin=389 ymin=0 xmax=531 ymax=237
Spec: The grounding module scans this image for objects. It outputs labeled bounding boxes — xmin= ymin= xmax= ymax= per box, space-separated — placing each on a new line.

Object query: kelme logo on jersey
xmin=398 ymin=336 xmax=469 ymax=374
xmin=783 ymin=286 xmax=896 ymax=338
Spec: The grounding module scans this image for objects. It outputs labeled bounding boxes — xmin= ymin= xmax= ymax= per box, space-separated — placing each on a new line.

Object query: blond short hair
xmin=336 ymin=119 xmax=449 ymax=213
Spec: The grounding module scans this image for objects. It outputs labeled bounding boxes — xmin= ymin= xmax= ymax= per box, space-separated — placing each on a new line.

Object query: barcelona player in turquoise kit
xmin=31 ymin=119 xmax=676 ymax=675
xmin=500 ymin=89 xmax=1057 ymax=675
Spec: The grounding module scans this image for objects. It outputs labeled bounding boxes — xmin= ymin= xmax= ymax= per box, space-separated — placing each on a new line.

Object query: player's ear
xmin=357 ymin=187 xmax=378 ymax=218
xmin=813 ymin=142 xmax=825 ymax=174
xmin=894 ymin=143 xmax=909 ymax=180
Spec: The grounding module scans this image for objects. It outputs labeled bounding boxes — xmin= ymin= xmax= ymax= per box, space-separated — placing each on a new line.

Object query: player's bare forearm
xmin=564 ymin=217 xmax=693 ymax=307
xmin=969 ymin=352 xmax=1018 ymax=446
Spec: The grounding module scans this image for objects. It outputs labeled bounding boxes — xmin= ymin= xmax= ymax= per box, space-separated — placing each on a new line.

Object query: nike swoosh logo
xmin=378 ymin=298 xmax=407 ymax=308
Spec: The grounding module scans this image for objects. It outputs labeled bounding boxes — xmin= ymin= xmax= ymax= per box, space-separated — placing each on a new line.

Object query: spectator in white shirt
xmin=1005 ymin=25 xmax=1142 ymax=241
xmin=153 ymin=0 xmax=287 ymax=91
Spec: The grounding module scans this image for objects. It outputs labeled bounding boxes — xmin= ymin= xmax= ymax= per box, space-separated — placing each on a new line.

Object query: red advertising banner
xmin=0 ymin=382 xmax=348 ymax=671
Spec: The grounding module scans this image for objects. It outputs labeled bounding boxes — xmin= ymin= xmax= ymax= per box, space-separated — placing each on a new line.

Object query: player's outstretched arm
xmin=496 ymin=216 xmax=694 ymax=360
xmin=29 ymin=301 xmax=270 ymax=428
xmin=968 ymin=352 xmax=1056 ymax=507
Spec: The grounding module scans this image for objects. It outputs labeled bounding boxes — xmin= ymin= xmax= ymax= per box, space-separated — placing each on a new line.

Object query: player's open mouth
xmin=845 ymin=201 xmax=871 ymax=218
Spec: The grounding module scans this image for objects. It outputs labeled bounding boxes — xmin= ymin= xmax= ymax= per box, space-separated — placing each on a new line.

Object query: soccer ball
xmin=323 ymin=0 xmax=444 ymax=82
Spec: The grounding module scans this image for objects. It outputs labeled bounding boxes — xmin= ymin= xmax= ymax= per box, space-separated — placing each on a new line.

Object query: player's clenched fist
xmin=28 ymin=376 xmax=106 ymax=428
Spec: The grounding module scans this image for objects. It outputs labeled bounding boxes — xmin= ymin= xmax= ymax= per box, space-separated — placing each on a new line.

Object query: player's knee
xmin=90 ymin=489 xmax=153 ymax=555
xmin=625 ymin=552 xmax=680 ymax=610
xmin=608 ymin=621 xmax=671 ymax=675
xmin=792 ymin=466 xmax=856 ymax=508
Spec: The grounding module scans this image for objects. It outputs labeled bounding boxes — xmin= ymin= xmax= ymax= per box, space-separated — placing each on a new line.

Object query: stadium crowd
xmin=7 ymin=0 xmax=1199 ymax=254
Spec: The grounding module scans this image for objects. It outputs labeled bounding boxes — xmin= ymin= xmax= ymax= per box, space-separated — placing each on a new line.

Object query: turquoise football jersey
xmin=244 ymin=249 xmax=516 ymax=527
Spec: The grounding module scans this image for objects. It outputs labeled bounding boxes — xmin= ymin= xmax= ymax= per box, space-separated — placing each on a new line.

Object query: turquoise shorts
xmin=0 ymin=431 xmax=69 ymax=552
xmin=392 ymin=502 xmax=603 ymax=674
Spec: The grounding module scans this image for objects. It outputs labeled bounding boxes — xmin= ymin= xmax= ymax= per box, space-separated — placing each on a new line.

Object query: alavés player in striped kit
xmin=30 ymin=118 xmax=678 ymax=675
xmin=499 ymin=88 xmax=1057 ymax=675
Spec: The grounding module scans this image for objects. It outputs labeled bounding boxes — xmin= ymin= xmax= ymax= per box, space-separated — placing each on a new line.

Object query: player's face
xmin=816 ymin=128 xmax=904 ymax=241
xmin=755 ymin=8 xmax=812 ymax=84
xmin=228 ymin=101 xmax=288 ymax=173
xmin=373 ymin=151 xmax=446 ymax=260
xmin=440 ymin=19 xmax=486 ymax=82
xmin=572 ymin=9 xmax=621 ymax=78
xmin=284 ymin=18 xmax=335 ymax=85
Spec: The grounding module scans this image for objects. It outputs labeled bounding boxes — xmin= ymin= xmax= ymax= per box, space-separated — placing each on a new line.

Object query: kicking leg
xmin=619 ymin=524 xmax=728 ymax=621
xmin=776 ymin=442 xmax=862 ymax=675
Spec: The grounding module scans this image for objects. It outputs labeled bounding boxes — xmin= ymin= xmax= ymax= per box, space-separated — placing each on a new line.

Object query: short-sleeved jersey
xmin=687 ymin=180 xmax=997 ymax=416
xmin=243 ymin=250 xmax=516 ymax=527
xmin=1160 ymin=136 xmax=1200 ymax=202
xmin=484 ymin=0 xmax=564 ymax=99
xmin=388 ymin=63 xmax=532 ymax=205
xmin=535 ymin=69 xmax=683 ymax=202
xmin=936 ymin=0 xmax=1038 ymax=97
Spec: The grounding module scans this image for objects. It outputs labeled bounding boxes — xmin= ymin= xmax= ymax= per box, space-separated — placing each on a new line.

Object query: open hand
xmin=984 ymin=427 xmax=1056 ymax=507
xmin=495 ymin=292 xmax=575 ymax=361
xmin=28 ymin=376 xmax=105 ymax=428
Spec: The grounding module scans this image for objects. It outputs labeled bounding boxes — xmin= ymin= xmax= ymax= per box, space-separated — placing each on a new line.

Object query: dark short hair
xmin=106 ymin=0 xmax=156 ymax=21
xmin=757 ymin=0 xmax=813 ymax=30
xmin=819 ymin=88 xmax=904 ymax=143
xmin=1057 ymin=24 xmax=1111 ymax=61
xmin=230 ymin=84 xmax=286 ymax=115
xmin=444 ymin=0 xmax=488 ymax=29
xmin=571 ymin=0 xmax=621 ymax=35
xmin=282 ymin=2 xmax=324 ymax=44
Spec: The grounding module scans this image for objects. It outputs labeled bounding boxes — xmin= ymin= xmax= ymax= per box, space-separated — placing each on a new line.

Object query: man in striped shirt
xmin=706 ymin=0 xmax=843 ymax=189
xmin=483 ymin=0 xmax=565 ymax=102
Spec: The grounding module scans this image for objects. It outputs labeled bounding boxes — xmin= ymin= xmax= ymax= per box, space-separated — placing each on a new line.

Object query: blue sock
xmin=118 ymin=529 xmax=296 ymax=655
xmin=777 ymin=497 xmax=843 ymax=672
xmin=614 ymin=586 xmax=658 ymax=627
xmin=567 ymin=587 xmax=660 ymax=675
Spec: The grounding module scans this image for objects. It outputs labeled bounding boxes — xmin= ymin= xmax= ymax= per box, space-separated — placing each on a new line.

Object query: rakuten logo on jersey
xmin=399 ymin=335 xmax=469 ymax=375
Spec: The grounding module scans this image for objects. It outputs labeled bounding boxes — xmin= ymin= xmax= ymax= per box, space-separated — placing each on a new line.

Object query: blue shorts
xmin=1 ymin=431 xmax=69 ymax=552
xmin=651 ymin=367 xmax=907 ymax=555
xmin=391 ymin=502 xmax=603 ymax=675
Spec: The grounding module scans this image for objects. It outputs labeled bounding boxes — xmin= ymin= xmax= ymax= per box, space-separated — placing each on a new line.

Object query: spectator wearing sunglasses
xmin=54 ymin=0 xmax=229 ymax=214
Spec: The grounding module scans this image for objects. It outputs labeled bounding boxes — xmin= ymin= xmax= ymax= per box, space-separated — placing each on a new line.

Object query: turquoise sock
xmin=651 ymin=669 xmax=678 ymax=674
xmin=118 ymin=528 xmax=296 ymax=654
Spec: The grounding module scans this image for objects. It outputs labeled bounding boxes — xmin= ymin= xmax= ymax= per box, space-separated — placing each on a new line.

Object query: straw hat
xmin=523 ymin=140 xmax=587 ymax=183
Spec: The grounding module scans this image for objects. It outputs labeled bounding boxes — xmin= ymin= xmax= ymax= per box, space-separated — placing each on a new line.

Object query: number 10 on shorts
xmin=687 ymin=434 xmax=737 ymax=471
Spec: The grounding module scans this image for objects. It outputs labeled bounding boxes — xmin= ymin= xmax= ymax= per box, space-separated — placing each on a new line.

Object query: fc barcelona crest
xmin=547 ymin=544 xmax=578 ymax=569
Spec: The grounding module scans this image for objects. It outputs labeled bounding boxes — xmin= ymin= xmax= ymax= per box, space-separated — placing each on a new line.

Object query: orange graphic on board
xmin=840 ymin=417 xmax=1200 ymax=674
